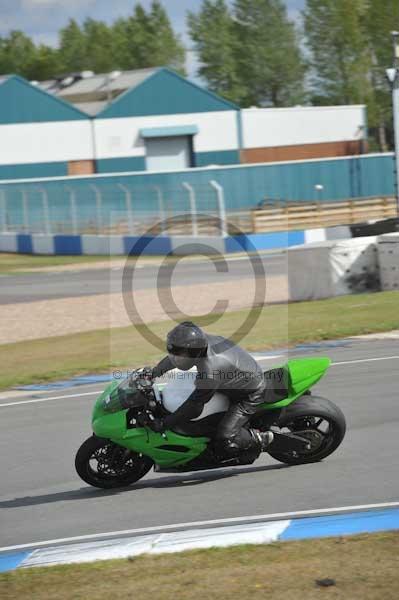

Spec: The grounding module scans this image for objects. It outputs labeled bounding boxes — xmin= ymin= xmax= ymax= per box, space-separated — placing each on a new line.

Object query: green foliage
xmin=0 ymin=31 xmax=41 ymax=79
xmin=113 ymin=1 xmax=185 ymax=73
xmin=188 ymin=0 xmax=244 ymax=103
xmin=233 ymin=0 xmax=306 ymax=106
xmin=0 ymin=1 xmax=185 ymax=80
xmin=304 ymin=0 xmax=372 ymax=105
xmin=188 ymin=0 xmax=305 ymax=106
xmin=58 ymin=19 xmax=88 ymax=72
xmin=365 ymin=0 xmax=399 ymax=148
xmin=304 ymin=0 xmax=399 ymax=149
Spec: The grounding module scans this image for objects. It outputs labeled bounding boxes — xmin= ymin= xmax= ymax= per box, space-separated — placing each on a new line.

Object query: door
xmin=145 ymin=136 xmax=192 ymax=171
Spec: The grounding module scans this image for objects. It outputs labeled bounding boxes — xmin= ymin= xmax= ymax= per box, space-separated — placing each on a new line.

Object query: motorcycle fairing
xmin=258 ymin=357 xmax=331 ymax=410
xmin=91 ymin=357 xmax=331 ymax=467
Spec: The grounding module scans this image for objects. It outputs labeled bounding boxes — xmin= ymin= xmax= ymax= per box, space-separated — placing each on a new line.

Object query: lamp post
xmin=386 ymin=31 xmax=399 ymax=215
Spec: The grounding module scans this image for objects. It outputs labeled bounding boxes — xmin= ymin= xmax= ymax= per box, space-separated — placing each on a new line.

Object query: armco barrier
xmin=0 ymin=226 xmax=353 ymax=256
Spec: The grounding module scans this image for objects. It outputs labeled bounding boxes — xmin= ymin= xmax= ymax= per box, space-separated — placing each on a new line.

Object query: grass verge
xmin=1 ymin=532 xmax=398 ymax=600
xmin=0 ymin=252 xmax=224 ymax=275
xmin=0 ymin=290 xmax=398 ymax=390
xmin=0 ymin=253 xmax=111 ymax=274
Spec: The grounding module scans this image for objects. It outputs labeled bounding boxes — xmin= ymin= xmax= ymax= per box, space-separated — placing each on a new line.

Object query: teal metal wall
xmin=0 ymin=151 xmax=241 ymax=181
xmin=96 ymin=157 xmax=146 ymax=173
xmin=0 ymin=76 xmax=87 ymax=124
xmin=98 ymin=68 xmax=238 ymax=119
xmin=0 ymin=154 xmax=394 ymax=214
xmin=0 ymin=161 xmax=68 ymax=179
xmin=195 ymin=150 xmax=240 ymax=167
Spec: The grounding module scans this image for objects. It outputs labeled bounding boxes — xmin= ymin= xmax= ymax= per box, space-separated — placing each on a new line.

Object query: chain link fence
xmin=0 ymin=180 xmax=253 ymax=237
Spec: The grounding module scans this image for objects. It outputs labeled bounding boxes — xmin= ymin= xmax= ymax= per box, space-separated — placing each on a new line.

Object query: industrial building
xmin=0 ymin=68 xmax=367 ymax=180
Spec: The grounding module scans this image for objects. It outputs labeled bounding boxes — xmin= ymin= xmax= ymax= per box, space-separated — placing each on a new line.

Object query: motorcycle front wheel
xmin=266 ymin=395 xmax=346 ymax=465
xmin=75 ymin=436 xmax=153 ymax=489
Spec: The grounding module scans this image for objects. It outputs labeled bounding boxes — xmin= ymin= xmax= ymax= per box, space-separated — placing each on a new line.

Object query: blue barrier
xmin=0 ymin=230 xmax=312 ymax=256
xmin=53 ymin=235 xmax=82 ymax=255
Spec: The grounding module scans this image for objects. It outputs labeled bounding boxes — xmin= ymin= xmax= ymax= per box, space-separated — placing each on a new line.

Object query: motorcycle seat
xmin=263 ymin=367 xmax=289 ymax=403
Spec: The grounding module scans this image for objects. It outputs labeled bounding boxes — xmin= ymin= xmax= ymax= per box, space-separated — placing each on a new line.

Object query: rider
xmin=147 ymin=321 xmax=274 ymax=457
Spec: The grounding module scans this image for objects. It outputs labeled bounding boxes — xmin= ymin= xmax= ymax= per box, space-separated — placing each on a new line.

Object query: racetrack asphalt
xmin=0 ymin=252 xmax=286 ymax=304
xmin=0 ymin=337 xmax=398 ymax=549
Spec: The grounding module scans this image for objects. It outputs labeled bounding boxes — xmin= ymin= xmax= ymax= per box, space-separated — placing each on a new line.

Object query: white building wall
xmin=94 ymin=111 xmax=239 ymax=159
xmin=242 ymin=105 xmax=366 ymax=149
xmin=0 ymin=121 xmax=93 ymax=165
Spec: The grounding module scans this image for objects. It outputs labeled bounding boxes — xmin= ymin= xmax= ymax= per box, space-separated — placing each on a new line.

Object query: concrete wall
xmin=0 ymin=225 xmax=357 ymax=256
xmin=0 ymin=121 xmax=93 ymax=165
xmin=241 ymin=105 xmax=366 ymax=149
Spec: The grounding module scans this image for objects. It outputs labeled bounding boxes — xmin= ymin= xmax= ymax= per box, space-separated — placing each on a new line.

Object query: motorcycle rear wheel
xmin=75 ymin=436 xmax=153 ymax=489
xmin=265 ymin=395 xmax=346 ymax=465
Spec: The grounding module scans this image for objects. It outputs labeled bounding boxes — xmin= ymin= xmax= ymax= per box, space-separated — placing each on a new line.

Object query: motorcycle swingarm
xmin=269 ymin=431 xmax=311 ymax=453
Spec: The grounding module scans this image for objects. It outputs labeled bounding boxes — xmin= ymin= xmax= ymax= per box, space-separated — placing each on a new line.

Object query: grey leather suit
xmin=152 ymin=334 xmax=267 ymax=453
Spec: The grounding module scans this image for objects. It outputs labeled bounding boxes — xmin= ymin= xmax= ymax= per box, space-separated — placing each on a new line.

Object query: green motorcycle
xmin=75 ymin=357 xmax=346 ymax=489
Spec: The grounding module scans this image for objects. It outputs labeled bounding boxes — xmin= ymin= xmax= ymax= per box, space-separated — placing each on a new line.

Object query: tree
xmin=148 ymin=0 xmax=186 ymax=72
xmin=0 ymin=2 xmax=185 ymax=81
xmin=117 ymin=2 xmax=185 ymax=72
xmin=28 ymin=45 xmax=62 ymax=81
xmin=58 ymin=19 xmax=88 ymax=72
xmin=83 ymin=19 xmax=116 ymax=73
xmin=188 ymin=0 xmax=305 ymax=107
xmin=0 ymin=31 xmax=37 ymax=78
xmin=233 ymin=0 xmax=306 ymax=106
xmin=303 ymin=0 xmax=372 ymax=105
xmin=188 ymin=0 xmax=244 ymax=102
xmin=364 ymin=0 xmax=399 ymax=150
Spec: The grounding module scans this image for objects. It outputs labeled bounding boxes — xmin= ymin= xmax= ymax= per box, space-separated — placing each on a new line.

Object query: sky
xmin=0 ymin=0 xmax=306 ymax=77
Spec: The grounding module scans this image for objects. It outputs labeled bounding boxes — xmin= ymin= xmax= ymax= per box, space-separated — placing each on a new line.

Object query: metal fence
xmin=0 ymin=180 xmax=253 ymax=237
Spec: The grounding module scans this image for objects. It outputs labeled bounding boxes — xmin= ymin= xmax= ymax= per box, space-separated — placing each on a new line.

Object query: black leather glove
xmin=130 ymin=367 xmax=153 ymax=394
xmin=149 ymin=418 xmax=166 ymax=433
xmin=137 ymin=366 xmax=153 ymax=380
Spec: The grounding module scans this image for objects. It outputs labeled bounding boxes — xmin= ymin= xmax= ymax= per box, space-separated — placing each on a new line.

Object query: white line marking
xmin=253 ymin=354 xmax=285 ymax=360
xmin=1 ymin=501 xmax=398 ymax=554
xmin=1 ymin=354 xmax=399 ymax=408
xmin=331 ymin=355 xmax=399 ymax=366
xmin=221 ymin=252 xmax=284 ymax=263
xmin=0 ymin=390 xmax=102 ymax=408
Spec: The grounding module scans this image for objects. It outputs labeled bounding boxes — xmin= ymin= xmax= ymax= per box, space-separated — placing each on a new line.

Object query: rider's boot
xmin=250 ymin=429 xmax=274 ymax=451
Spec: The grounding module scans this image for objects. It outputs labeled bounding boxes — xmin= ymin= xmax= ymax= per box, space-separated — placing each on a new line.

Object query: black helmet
xmin=166 ymin=321 xmax=208 ymax=371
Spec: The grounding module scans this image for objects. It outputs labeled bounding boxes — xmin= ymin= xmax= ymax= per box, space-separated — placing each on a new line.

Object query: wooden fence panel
xmin=252 ymin=197 xmax=396 ymax=233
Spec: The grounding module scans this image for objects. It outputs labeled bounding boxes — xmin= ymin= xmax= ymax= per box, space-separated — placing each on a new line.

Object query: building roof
xmin=97 ymin=68 xmax=239 ymax=119
xmin=0 ymin=75 xmax=88 ymax=124
xmin=73 ymin=101 xmax=108 ymax=116
xmin=38 ymin=67 xmax=239 ymax=118
xmin=38 ymin=68 xmax=159 ymax=116
xmin=57 ymin=68 xmax=158 ymax=107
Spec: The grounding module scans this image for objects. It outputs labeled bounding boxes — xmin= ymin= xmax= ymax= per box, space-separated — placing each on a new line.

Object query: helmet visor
xmin=168 ymin=354 xmax=197 ymax=371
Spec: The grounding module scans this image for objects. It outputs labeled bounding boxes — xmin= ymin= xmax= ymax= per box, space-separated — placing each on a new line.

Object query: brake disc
xmin=293 ymin=429 xmax=324 ymax=454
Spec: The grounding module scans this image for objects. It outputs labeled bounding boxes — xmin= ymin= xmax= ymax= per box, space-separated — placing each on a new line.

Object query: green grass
xmin=1 ymin=532 xmax=398 ymax=600
xmin=1 ymin=290 xmax=398 ymax=390
xmin=0 ymin=252 xmax=211 ymax=274
xmin=0 ymin=253 xmax=111 ymax=274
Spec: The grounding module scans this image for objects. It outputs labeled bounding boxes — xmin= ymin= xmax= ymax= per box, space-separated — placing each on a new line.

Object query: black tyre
xmin=75 ymin=436 xmax=153 ymax=489
xmin=266 ymin=395 xmax=346 ymax=465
